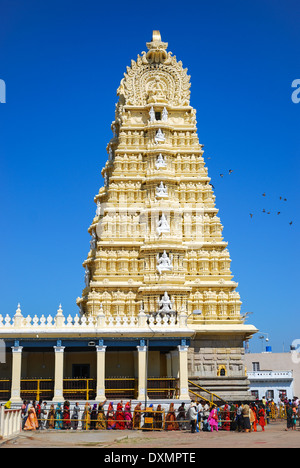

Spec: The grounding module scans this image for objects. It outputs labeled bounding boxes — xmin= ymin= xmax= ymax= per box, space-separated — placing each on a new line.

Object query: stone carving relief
xmin=117 ymin=32 xmax=191 ymax=108
xmin=156 ymin=250 xmax=173 ymax=275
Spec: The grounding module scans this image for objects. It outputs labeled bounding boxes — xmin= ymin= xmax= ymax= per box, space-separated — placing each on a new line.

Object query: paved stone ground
xmin=0 ymin=421 xmax=299 ymax=449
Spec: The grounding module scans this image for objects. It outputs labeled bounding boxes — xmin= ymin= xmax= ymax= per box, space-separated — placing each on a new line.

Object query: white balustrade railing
xmin=0 ymin=407 xmax=22 ymax=439
xmin=0 ymin=304 xmax=187 ymax=331
xmin=247 ymin=370 xmax=293 ymax=380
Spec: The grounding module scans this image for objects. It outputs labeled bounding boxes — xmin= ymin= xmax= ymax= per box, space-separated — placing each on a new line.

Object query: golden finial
xmin=146 ymin=30 xmax=168 ymax=63
xmin=152 ymin=30 xmax=162 ymax=42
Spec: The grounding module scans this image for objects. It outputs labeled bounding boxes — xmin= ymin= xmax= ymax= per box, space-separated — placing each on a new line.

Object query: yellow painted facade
xmin=78 ymin=31 xmax=244 ymax=327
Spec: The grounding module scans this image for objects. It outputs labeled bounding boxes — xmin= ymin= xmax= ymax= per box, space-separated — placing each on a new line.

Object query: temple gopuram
xmin=0 ymin=32 xmax=257 ymax=405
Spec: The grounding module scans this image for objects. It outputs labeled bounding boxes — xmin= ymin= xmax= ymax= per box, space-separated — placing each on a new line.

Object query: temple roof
xmin=117 ymin=30 xmax=191 ymax=107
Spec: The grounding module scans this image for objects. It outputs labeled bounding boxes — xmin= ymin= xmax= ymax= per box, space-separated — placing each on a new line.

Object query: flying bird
xmin=262 ymin=193 xmax=266 ymax=197
xmin=250 ymin=213 xmax=254 ymax=218
xmin=289 ymin=221 xmax=293 ymax=225
xmin=229 ymin=169 xmax=233 ymax=174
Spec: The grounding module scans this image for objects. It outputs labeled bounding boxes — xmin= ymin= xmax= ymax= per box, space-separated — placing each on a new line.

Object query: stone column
xmin=166 ymin=353 xmax=172 ymax=377
xmin=178 ymin=343 xmax=190 ymax=400
xmin=95 ymin=343 xmax=107 ymax=402
xmin=52 ymin=342 xmax=65 ymax=402
xmin=10 ymin=343 xmax=23 ymax=404
xmin=137 ymin=341 xmax=148 ymax=401
xmin=170 ymin=349 xmax=179 ymax=378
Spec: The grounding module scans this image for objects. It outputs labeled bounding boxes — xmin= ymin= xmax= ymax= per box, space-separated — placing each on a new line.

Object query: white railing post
xmin=0 ymin=408 xmax=22 ymax=440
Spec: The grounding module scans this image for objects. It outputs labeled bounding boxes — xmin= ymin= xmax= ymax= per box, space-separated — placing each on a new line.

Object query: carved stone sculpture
xmin=155 ymin=153 xmax=167 ymax=169
xmin=156 ymin=250 xmax=173 ymax=274
xmin=156 ymin=213 xmax=170 ymax=236
xmin=154 ymin=129 xmax=165 ymax=145
xmin=156 ymin=181 xmax=168 ymax=198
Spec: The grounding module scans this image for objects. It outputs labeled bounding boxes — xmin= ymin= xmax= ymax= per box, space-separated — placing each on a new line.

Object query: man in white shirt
xmin=188 ymin=401 xmax=198 ymax=433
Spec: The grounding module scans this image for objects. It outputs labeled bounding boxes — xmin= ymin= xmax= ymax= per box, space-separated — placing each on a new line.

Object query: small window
xmin=252 ymin=362 xmax=260 ymax=371
xmin=155 ymin=111 xmax=161 ymax=121
xmin=217 ymin=365 xmax=227 ymax=377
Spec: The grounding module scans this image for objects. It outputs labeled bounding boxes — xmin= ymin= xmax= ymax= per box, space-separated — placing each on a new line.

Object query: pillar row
xmin=52 ymin=343 xmax=65 ymax=403
xmin=10 ymin=344 xmax=23 ymax=404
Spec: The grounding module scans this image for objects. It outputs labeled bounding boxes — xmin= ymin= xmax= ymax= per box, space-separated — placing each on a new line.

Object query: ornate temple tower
xmin=77 ymin=31 xmax=257 ymax=400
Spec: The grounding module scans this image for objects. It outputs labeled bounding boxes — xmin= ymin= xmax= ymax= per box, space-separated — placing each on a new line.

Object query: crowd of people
xmin=187 ymin=401 xmax=267 ymax=433
xmin=5 ymin=396 xmax=297 ymax=432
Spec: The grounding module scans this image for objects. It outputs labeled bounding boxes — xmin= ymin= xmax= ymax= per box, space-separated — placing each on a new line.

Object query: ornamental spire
xmin=146 ymin=30 xmax=169 ymax=64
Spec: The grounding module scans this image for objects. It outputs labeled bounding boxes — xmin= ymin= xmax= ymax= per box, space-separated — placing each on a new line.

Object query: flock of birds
xmin=207 ymin=162 xmax=293 ymax=227
xmin=249 ymin=194 xmax=292 ymax=226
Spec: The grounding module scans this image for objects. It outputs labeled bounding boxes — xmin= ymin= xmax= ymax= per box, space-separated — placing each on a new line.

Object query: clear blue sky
xmin=0 ymin=0 xmax=299 ymax=353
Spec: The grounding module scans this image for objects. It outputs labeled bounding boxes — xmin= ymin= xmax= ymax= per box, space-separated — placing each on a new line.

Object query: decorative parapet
xmin=0 ymin=304 xmax=192 ymax=335
xmin=247 ymin=370 xmax=293 ymax=381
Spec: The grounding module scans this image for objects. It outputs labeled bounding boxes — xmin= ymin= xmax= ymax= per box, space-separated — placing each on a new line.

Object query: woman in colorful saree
xmin=165 ymin=403 xmax=178 ymax=431
xmin=55 ymin=403 xmax=63 ymax=429
xmin=208 ymin=406 xmax=219 ymax=432
xmin=24 ymin=404 xmax=39 ymax=431
xmin=124 ymin=401 xmax=133 ymax=429
xmin=82 ymin=402 xmax=91 ymax=430
xmin=258 ymin=405 xmax=266 ymax=432
xmin=96 ymin=401 xmax=107 ymax=430
xmin=221 ymin=404 xmax=231 ymax=431
xmin=90 ymin=404 xmax=98 ymax=430
xmin=63 ymin=401 xmax=71 ymax=430
xmin=106 ymin=402 xmax=116 ymax=430
xmin=115 ymin=402 xmax=125 ymax=429
xmin=133 ymin=402 xmax=142 ymax=429
xmin=154 ymin=404 xmax=163 ymax=430
xmin=47 ymin=404 xmax=56 ymax=429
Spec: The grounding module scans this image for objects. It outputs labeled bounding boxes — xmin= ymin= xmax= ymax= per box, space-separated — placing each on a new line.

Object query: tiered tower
xmin=78 ymin=31 xmax=241 ymax=325
xmin=77 ymin=31 xmax=256 ymax=400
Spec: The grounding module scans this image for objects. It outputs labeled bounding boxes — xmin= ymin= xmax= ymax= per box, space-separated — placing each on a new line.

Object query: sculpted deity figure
xmin=155 ymin=153 xmax=167 ymax=169
xmin=149 ymin=106 xmax=155 ymax=122
xmin=156 ymin=181 xmax=168 ymax=198
xmin=158 ymin=292 xmax=174 ymax=313
xmin=156 ymin=213 xmax=170 ymax=236
xmin=112 ymin=124 xmax=117 ymax=138
xmin=154 ymin=128 xmax=165 ymax=145
xmin=108 ymin=146 xmax=114 ymax=162
xmin=96 ymin=200 xmax=101 ymax=216
xmin=84 ymin=266 xmax=90 ymax=288
xmin=147 ymin=76 xmax=167 ymax=103
xmin=156 ymin=250 xmax=173 ymax=274
xmin=162 ymin=107 xmax=168 ymax=121
xmin=90 ymin=230 xmax=97 ymax=250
